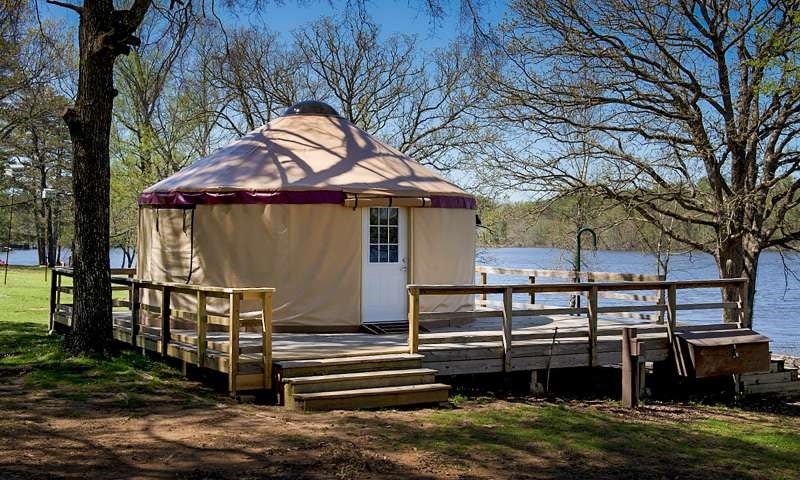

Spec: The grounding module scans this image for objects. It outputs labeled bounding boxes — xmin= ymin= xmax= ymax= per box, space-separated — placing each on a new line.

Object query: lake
xmin=6 ymin=246 xmax=799 ymax=355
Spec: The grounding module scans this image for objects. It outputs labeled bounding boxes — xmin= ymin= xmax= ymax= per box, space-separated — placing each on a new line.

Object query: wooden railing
xmin=476 ymin=266 xmax=666 ymax=321
xmin=407 ymin=278 xmax=749 ymax=371
xmin=50 ymin=267 xmax=275 ymax=394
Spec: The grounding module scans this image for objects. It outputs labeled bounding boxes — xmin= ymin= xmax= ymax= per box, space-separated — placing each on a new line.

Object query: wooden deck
xmin=102 ymin=311 xmax=672 ymax=375
xmin=49 ymin=266 xmax=751 ymax=399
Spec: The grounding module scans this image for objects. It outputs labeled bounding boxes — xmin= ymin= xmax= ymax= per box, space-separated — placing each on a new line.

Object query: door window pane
xmin=368 ymin=207 xmax=400 ymax=263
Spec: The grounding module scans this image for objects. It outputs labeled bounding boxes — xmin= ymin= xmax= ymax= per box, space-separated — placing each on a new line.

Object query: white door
xmin=361 ymin=206 xmax=408 ymax=323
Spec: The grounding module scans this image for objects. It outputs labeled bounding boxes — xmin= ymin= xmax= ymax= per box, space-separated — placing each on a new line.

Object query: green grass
xmin=0 ymin=266 xmax=208 ymax=407
xmin=398 ymin=403 xmax=800 ymax=479
xmin=0 ymin=265 xmax=54 ymax=323
xmin=1 ymin=266 xmax=799 ymax=479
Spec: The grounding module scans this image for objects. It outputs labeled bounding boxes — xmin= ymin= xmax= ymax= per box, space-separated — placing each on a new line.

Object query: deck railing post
xmin=588 ymin=285 xmax=598 ymax=366
xmin=502 ymin=287 xmax=513 ymax=372
xmin=666 ymin=284 xmax=677 ymax=339
xmin=160 ymin=286 xmax=171 ymax=357
xmin=261 ymin=292 xmax=273 ymax=389
xmin=228 ymin=292 xmax=241 ymax=395
xmin=738 ymin=280 xmax=751 ymax=329
xmin=197 ymin=290 xmax=207 ymax=369
xmin=480 ymin=272 xmax=488 ymax=302
xmin=48 ymin=269 xmax=57 ymax=333
xmin=408 ymin=288 xmax=420 ymax=354
xmin=130 ymin=283 xmax=140 ymax=347
xmin=528 ymin=276 xmax=536 ymax=305
xmin=656 ymin=288 xmax=666 ymax=324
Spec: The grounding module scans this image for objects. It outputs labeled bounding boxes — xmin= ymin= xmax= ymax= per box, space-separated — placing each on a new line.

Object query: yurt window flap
xmin=146 ymin=206 xmax=197 ymax=283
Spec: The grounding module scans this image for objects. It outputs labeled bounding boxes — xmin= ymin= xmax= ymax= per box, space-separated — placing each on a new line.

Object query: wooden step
xmin=276 ymin=353 xmax=424 ymax=378
xmin=285 ymin=368 xmax=437 ymax=396
xmin=742 ymin=370 xmax=798 ymax=386
xmin=291 ymin=383 xmax=450 ymax=411
xmin=743 ymin=380 xmax=800 ymax=396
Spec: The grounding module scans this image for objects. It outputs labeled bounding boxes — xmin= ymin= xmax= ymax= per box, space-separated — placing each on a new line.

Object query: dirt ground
xmin=0 ymin=372 xmax=495 ymax=480
xmin=2 ymin=367 xmax=799 ymax=480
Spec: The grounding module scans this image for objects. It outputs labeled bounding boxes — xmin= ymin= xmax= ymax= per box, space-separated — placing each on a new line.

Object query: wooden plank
xmin=475 ymin=265 xmax=663 ymax=282
xmin=667 ymin=284 xmax=677 ymax=338
xmin=588 ymin=285 xmax=598 ymax=366
xmin=408 ymin=289 xmax=420 ymax=354
xmin=48 ymin=269 xmax=57 ymax=332
xmin=741 ymin=371 xmax=797 ymax=386
xmin=160 ymin=286 xmax=171 ymax=357
xmin=130 ymin=284 xmax=140 ymax=347
xmin=410 ymin=278 xmax=747 ymax=296
xmin=528 ymin=276 xmax=536 ymax=304
xmin=501 ymin=287 xmax=513 ymax=372
xmin=261 ymin=292 xmax=273 ymax=389
xmin=739 ymin=280 xmax=752 ymax=328
xmin=622 ymin=327 xmax=641 ymax=408
xmin=228 ymin=293 xmax=241 ymax=394
xmin=197 ymin=291 xmax=207 ymax=369
xmin=424 ymin=358 xmax=504 ymax=375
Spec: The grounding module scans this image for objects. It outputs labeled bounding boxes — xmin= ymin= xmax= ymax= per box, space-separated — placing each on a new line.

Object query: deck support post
xmin=48 ymin=269 xmax=57 ymax=333
xmin=261 ymin=292 xmax=273 ymax=389
xmin=502 ymin=287 xmax=513 ymax=372
xmin=587 ymin=285 xmax=598 ymax=366
xmin=197 ymin=291 xmax=207 ymax=369
xmin=130 ymin=284 xmax=140 ymax=347
xmin=479 ymin=272 xmax=488 ymax=302
xmin=160 ymin=286 xmax=171 ymax=357
xmin=228 ymin=293 xmax=241 ymax=395
xmin=408 ymin=288 xmax=420 ymax=354
xmin=622 ymin=327 xmax=644 ymax=408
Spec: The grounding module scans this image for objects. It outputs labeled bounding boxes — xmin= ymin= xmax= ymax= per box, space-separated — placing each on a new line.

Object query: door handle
xmin=401 ymin=257 xmax=407 ymax=271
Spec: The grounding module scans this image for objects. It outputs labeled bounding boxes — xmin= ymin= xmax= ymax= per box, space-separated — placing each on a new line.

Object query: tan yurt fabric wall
xmin=138 ymin=204 xmax=362 ymax=329
xmin=411 ymin=208 xmax=475 ymax=312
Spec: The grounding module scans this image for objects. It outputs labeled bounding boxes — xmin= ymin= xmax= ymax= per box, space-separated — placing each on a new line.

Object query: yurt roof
xmin=140 ymin=102 xmax=474 ymax=209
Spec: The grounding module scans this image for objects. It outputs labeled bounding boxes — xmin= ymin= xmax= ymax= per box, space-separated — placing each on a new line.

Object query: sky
xmin=39 ymin=0 xmax=504 ymax=48
xmin=36 ymin=0 xmax=510 ymax=196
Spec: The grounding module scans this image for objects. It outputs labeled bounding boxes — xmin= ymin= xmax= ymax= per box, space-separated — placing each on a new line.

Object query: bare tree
xmin=478 ymin=0 xmax=800 ymax=325
xmin=205 ymin=26 xmax=314 ymax=136
xmin=297 ymin=13 xmax=492 ymax=170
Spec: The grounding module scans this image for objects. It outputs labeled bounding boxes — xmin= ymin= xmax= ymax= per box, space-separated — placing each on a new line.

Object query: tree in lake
xmin=478 ymin=0 xmax=800 ymax=323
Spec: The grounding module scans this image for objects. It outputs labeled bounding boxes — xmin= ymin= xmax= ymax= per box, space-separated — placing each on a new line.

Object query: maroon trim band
xmin=139 ymin=190 xmax=476 ymax=209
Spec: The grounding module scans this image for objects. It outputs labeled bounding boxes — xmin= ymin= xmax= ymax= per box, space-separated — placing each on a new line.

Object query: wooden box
xmin=675 ymin=328 xmax=771 ymax=378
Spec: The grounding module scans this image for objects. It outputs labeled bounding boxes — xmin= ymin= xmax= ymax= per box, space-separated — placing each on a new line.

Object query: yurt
xmin=137 ymin=101 xmax=476 ymax=332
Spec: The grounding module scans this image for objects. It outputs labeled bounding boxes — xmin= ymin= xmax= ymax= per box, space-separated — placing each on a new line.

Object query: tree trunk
xmin=63 ymin=10 xmax=119 ymax=355
xmin=716 ymin=235 xmax=760 ymax=328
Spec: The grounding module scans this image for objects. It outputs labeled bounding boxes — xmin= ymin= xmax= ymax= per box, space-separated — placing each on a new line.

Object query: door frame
xmin=360 ymin=206 xmax=410 ymax=323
